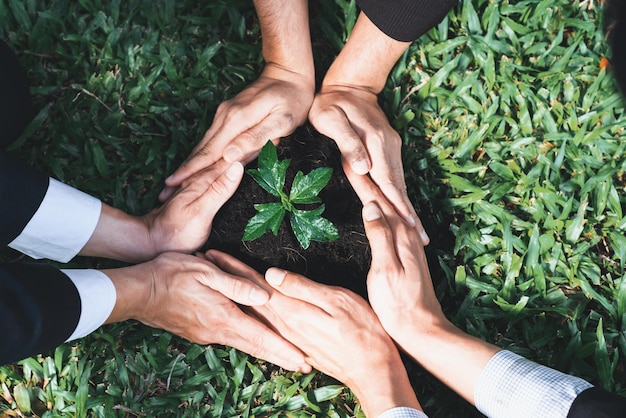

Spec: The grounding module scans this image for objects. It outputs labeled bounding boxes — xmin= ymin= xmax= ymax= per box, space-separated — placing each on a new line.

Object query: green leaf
xmin=289 ymin=206 xmax=339 ymax=249
xmin=13 ymin=384 xmax=31 ymax=413
xmin=246 ymin=141 xmax=290 ymax=197
xmin=289 ymin=167 xmax=333 ymax=204
xmin=243 ymin=203 xmax=285 ymax=241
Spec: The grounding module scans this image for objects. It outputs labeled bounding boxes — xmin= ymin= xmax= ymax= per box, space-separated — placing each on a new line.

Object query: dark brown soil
xmin=207 ymin=125 xmax=371 ymax=297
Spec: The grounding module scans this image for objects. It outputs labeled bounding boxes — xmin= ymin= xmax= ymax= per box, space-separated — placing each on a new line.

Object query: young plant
xmin=243 ymin=141 xmax=339 ymax=249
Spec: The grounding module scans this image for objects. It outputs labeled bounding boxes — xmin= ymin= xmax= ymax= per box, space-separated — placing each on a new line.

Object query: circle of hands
xmin=113 ymin=16 xmax=443 ymax=417
xmin=119 ymin=81 xmax=437 ymax=415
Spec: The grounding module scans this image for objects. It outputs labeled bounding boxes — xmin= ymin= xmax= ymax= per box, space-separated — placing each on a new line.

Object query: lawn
xmin=1 ymin=0 xmax=625 ymax=416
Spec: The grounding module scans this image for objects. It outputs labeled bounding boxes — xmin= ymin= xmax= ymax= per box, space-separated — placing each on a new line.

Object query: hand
xmin=103 ymin=252 xmax=309 ymax=372
xmin=206 ymin=249 xmax=421 ymax=418
xmin=309 ymin=85 xmax=427 ymax=245
xmin=160 ymin=65 xmax=314 ymax=201
xmin=346 ymin=164 xmax=445 ymax=347
xmin=80 ymin=160 xmax=242 ymax=263
xmin=307 ymin=12 xmax=428 ymax=244
xmin=346 ymin=165 xmax=499 ymax=404
xmin=144 ymin=160 xmax=242 ymax=255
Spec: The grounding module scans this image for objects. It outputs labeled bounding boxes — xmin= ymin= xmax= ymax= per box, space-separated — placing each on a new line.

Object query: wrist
xmin=348 ymin=349 xmax=421 ymax=417
xmin=81 ymin=204 xmax=156 ymax=263
xmin=261 ymin=62 xmax=315 ymax=94
xmin=102 ymin=262 xmax=153 ymax=324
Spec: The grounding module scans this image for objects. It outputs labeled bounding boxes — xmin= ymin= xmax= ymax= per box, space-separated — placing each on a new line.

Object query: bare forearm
xmin=253 ymin=0 xmax=314 ymax=83
xmin=79 ymin=204 xmax=153 ymax=263
xmin=322 ymin=12 xmax=411 ymax=93
xmin=397 ymin=317 xmax=500 ymax=405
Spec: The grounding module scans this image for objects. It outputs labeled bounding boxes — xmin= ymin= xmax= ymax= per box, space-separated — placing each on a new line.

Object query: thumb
xmin=362 ymin=202 xmax=400 ymax=272
xmin=199 ymin=162 xmax=243 ymax=219
xmin=265 ymin=268 xmax=331 ymax=305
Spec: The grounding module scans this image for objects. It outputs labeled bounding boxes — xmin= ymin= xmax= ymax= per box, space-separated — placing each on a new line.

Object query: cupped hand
xmin=308 ymin=84 xmax=429 ymax=245
xmin=160 ymin=64 xmax=314 ymax=201
xmin=104 ymin=252 xmax=308 ymax=372
xmin=205 ymin=249 xmax=420 ymax=417
xmin=344 ymin=164 xmax=445 ymax=350
xmin=143 ymin=159 xmax=242 ymax=257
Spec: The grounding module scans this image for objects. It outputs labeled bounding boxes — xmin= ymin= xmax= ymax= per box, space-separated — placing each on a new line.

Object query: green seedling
xmin=243 ymin=141 xmax=339 ymax=249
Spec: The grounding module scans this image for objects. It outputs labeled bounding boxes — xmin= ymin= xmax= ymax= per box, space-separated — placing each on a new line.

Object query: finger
xmin=311 ymin=106 xmax=371 ymax=175
xmin=361 ymin=202 xmax=401 ymax=272
xmin=265 ymin=268 xmax=337 ymax=312
xmin=195 ymin=162 xmax=243 ymax=220
xmin=205 ymin=250 xmax=268 ymax=288
xmin=223 ymin=112 xmax=295 ymax=164
xmin=158 ymin=185 xmax=177 ymax=202
xmin=164 ymin=118 xmax=239 ymax=188
xmin=344 ymin=161 xmax=386 ymax=206
xmin=167 ymin=98 xmax=281 ymax=186
xmin=160 ymin=158 xmax=229 ymax=203
xmin=195 ymin=260 xmax=270 ymax=306
xmin=165 ymin=148 xmax=219 ymax=188
xmin=219 ymin=309 xmax=311 ymax=373
xmin=374 ymin=177 xmax=430 ymax=246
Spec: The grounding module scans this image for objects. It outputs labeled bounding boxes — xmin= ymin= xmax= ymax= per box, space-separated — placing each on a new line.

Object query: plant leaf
xmin=246 ymin=141 xmax=290 ymax=197
xmin=289 ymin=205 xmax=339 ymax=249
xmin=289 ymin=167 xmax=333 ymax=204
xmin=243 ymin=203 xmax=285 ymax=241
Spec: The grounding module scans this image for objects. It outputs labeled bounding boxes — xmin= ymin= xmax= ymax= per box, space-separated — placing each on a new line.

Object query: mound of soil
xmin=207 ymin=125 xmax=371 ymax=297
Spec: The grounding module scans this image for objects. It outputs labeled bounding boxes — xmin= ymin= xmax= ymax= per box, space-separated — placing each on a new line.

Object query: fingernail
xmin=165 ymin=174 xmax=174 ymax=183
xmin=405 ymin=214 xmax=416 ymax=226
xmin=225 ymin=162 xmax=243 ymax=181
xmin=266 ymin=268 xmax=286 ymax=286
xmin=363 ymin=202 xmax=382 ymax=221
xmin=352 ymin=159 xmax=370 ymax=175
xmin=250 ymin=287 xmax=269 ymax=304
xmin=420 ymin=229 xmax=430 ymax=244
xmin=224 ymin=146 xmax=243 ymax=162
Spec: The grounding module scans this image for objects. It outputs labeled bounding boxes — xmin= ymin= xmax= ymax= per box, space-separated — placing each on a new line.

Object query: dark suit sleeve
xmin=0 ymin=40 xmax=32 ymax=148
xmin=567 ymin=387 xmax=626 ymax=418
xmin=1 ymin=151 xmax=81 ymax=365
xmin=0 ymin=150 xmax=49 ymax=246
xmin=356 ymin=0 xmax=457 ymax=42
xmin=0 ymin=263 xmax=81 ymax=365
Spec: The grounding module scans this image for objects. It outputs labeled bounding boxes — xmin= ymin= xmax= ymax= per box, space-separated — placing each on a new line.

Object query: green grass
xmin=1 ymin=0 xmax=625 ymax=416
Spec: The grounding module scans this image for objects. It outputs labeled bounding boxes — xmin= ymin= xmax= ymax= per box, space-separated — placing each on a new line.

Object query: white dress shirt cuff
xmin=378 ymin=406 xmax=428 ymax=418
xmin=63 ymin=269 xmax=116 ymax=341
xmin=475 ymin=350 xmax=593 ymax=418
xmin=377 ymin=407 xmax=428 ymax=418
xmin=8 ymin=178 xmax=102 ymax=263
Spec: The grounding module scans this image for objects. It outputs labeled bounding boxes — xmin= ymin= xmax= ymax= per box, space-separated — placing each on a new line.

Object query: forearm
xmin=253 ymin=0 xmax=314 ymax=85
xmin=79 ymin=203 xmax=154 ymax=263
xmin=322 ymin=12 xmax=411 ymax=94
xmin=395 ymin=316 xmax=500 ymax=405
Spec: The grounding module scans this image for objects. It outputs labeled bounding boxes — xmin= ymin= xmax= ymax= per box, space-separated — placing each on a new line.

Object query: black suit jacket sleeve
xmin=0 ymin=150 xmax=49 ymax=246
xmin=356 ymin=0 xmax=458 ymax=42
xmin=0 ymin=263 xmax=81 ymax=365
xmin=567 ymin=387 xmax=626 ymax=418
xmin=1 ymin=151 xmax=82 ymax=365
